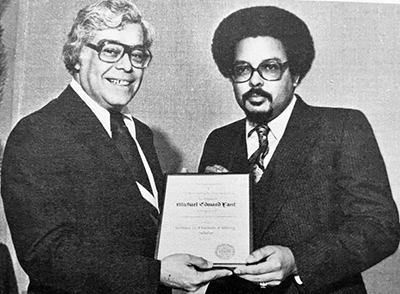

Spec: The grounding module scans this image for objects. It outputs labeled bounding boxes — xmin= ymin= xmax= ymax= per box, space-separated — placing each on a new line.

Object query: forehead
xmin=90 ymin=23 xmax=144 ymax=46
xmin=234 ymin=36 xmax=287 ymax=65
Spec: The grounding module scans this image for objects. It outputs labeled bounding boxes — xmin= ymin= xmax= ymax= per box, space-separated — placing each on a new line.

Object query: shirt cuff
xmin=294 ymin=275 xmax=303 ymax=285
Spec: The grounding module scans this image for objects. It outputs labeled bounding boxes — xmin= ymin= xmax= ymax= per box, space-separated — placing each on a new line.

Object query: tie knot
xmin=109 ymin=111 xmax=127 ymax=138
xmin=110 ymin=110 xmax=124 ymax=124
xmin=256 ymin=124 xmax=269 ymax=135
xmin=255 ymin=125 xmax=269 ymax=145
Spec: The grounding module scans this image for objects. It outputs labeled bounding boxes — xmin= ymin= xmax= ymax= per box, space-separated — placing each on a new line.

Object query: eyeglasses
xmin=231 ymin=59 xmax=289 ymax=83
xmin=86 ymin=39 xmax=152 ymax=69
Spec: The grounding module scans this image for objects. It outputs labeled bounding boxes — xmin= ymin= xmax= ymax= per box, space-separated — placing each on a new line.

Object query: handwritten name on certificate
xmin=156 ymin=173 xmax=251 ymax=266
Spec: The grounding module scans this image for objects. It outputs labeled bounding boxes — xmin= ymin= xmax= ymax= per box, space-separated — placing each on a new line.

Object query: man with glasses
xmin=1 ymin=1 xmax=231 ymax=293
xmin=199 ymin=6 xmax=400 ymax=294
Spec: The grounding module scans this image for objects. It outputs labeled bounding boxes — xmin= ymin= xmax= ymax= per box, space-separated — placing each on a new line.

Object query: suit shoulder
xmin=6 ymin=88 xmax=80 ymax=149
xmin=207 ymin=119 xmax=245 ymax=137
xmin=133 ymin=117 xmax=152 ymax=131
xmin=132 ymin=117 xmax=154 ymax=138
xmin=309 ymin=104 xmax=364 ymax=116
xmin=307 ymin=105 xmax=369 ymax=126
xmin=9 ymin=101 xmax=58 ymax=139
xmin=301 ymin=105 xmax=376 ymax=145
xmin=11 ymin=88 xmax=71 ymax=133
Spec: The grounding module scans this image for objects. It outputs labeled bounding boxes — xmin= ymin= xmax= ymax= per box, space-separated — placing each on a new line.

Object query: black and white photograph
xmin=0 ymin=0 xmax=399 ymax=293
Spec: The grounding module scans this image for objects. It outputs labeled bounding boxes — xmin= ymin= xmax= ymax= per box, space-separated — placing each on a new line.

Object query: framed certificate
xmin=155 ymin=173 xmax=252 ymax=267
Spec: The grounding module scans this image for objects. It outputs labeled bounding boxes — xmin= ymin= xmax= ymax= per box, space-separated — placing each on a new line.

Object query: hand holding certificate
xmin=156 ymin=173 xmax=252 ymax=267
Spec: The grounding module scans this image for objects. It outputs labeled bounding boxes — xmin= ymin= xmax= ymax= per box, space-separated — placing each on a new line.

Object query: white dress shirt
xmin=70 ymin=79 xmax=159 ymax=212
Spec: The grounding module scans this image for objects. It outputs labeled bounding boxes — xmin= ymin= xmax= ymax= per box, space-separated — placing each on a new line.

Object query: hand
xmin=233 ymin=245 xmax=297 ymax=287
xmin=161 ymin=253 xmax=232 ymax=291
xmin=204 ymin=164 xmax=230 ymax=173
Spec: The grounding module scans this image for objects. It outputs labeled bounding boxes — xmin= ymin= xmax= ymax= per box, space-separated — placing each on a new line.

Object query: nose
xmin=249 ymin=70 xmax=264 ymax=88
xmin=115 ymin=52 xmax=133 ymax=72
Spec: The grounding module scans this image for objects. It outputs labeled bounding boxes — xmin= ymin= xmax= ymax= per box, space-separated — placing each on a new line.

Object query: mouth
xmin=243 ymin=89 xmax=272 ymax=106
xmin=107 ymin=78 xmax=133 ymax=86
xmin=246 ymin=94 xmax=269 ymax=106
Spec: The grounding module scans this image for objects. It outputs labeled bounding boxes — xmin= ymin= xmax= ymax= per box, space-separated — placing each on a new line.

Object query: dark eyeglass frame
xmin=231 ymin=59 xmax=290 ymax=83
xmin=86 ymin=39 xmax=152 ymax=69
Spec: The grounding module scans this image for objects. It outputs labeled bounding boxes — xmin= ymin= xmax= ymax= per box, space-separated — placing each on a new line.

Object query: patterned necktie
xmin=109 ymin=111 xmax=153 ymax=194
xmin=248 ymin=125 xmax=270 ymax=183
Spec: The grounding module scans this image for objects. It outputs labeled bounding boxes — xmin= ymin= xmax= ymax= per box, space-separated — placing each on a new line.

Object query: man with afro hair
xmin=199 ymin=6 xmax=400 ymax=294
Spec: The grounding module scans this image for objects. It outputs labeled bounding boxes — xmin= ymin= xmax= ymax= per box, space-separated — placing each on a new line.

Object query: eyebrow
xmin=234 ymin=58 xmax=285 ymax=64
xmin=95 ymin=39 xmax=147 ymax=49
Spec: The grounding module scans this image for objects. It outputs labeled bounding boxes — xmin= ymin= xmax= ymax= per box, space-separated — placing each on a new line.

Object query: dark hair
xmin=212 ymin=6 xmax=315 ymax=83
xmin=62 ymin=0 xmax=154 ymax=75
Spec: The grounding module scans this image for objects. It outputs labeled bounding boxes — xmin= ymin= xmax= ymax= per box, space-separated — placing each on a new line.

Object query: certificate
xmin=156 ymin=173 xmax=252 ymax=267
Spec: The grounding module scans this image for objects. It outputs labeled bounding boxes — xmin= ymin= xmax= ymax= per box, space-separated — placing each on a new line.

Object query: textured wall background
xmin=0 ymin=0 xmax=399 ymax=293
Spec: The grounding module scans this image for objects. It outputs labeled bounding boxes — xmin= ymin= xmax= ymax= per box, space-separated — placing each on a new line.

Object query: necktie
xmin=248 ymin=125 xmax=270 ymax=183
xmin=109 ymin=111 xmax=153 ymax=194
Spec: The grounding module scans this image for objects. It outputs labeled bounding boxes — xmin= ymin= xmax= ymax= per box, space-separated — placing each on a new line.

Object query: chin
xmin=245 ymin=112 xmax=271 ymax=124
xmin=244 ymin=109 xmax=273 ymax=124
xmin=106 ymin=95 xmax=132 ymax=106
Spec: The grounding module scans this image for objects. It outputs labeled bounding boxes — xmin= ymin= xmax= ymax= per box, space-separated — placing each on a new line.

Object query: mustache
xmin=242 ymin=88 xmax=272 ymax=102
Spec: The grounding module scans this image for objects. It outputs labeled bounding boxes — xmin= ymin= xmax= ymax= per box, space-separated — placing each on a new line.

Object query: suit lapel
xmin=228 ymin=119 xmax=249 ymax=173
xmin=60 ymin=86 xmax=125 ymax=169
xmin=134 ymin=120 xmax=165 ymax=209
xmin=58 ymin=86 xmax=158 ymax=212
xmin=253 ymin=98 xmax=318 ymax=240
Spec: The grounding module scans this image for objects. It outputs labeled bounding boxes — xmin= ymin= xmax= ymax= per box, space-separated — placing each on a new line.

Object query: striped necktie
xmin=248 ymin=125 xmax=270 ymax=183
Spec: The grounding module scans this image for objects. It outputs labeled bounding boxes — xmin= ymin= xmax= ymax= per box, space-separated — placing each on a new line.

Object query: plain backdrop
xmin=0 ymin=0 xmax=399 ymax=293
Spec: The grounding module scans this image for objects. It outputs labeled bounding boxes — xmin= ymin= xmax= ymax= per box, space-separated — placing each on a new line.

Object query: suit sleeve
xmin=1 ymin=118 xmax=161 ymax=294
xmin=291 ymin=110 xmax=400 ymax=293
xmin=198 ymin=128 xmax=235 ymax=173
xmin=0 ymin=244 xmax=18 ymax=294
xmin=198 ymin=130 xmax=219 ymax=173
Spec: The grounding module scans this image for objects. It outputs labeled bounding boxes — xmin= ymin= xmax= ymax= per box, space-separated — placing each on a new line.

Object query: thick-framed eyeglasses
xmin=231 ymin=59 xmax=289 ymax=83
xmin=86 ymin=39 xmax=152 ymax=69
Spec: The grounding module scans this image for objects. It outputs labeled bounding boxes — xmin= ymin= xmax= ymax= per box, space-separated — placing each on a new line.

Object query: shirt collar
xmin=246 ymin=95 xmax=297 ymax=141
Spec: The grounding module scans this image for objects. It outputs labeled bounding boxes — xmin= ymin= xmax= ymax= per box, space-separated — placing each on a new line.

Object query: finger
xmin=266 ymin=280 xmax=282 ymax=287
xmin=201 ymin=268 xmax=233 ymax=281
xmin=235 ymin=251 xmax=285 ymax=275
xmin=246 ymin=246 xmax=274 ymax=264
xmin=204 ymin=166 xmax=219 ymax=173
xmin=234 ymin=261 xmax=270 ymax=275
xmin=204 ymin=165 xmax=229 ymax=173
xmin=214 ymin=164 xmax=229 ymax=172
xmin=237 ymin=272 xmax=283 ymax=284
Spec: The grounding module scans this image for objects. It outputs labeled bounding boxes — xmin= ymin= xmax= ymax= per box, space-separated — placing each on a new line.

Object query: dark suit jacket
xmin=1 ymin=86 xmax=166 ymax=294
xmin=0 ymin=243 xmax=18 ymax=294
xmin=199 ymin=97 xmax=400 ymax=294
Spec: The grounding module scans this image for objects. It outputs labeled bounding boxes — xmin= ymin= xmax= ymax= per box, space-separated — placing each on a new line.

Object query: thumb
xmin=187 ymin=255 xmax=213 ymax=269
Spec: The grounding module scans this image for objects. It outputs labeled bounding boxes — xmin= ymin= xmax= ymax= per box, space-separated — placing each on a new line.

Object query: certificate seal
xmin=215 ymin=244 xmax=235 ymax=260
